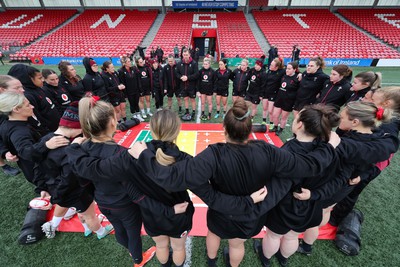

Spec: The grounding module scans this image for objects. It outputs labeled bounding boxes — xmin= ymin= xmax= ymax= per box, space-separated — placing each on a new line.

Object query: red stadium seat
xmin=338 ymin=9 xmax=400 ymax=49
xmin=253 ymin=9 xmax=400 ymax=59
xmin=9 ymin=10 xmax=158 ymax=59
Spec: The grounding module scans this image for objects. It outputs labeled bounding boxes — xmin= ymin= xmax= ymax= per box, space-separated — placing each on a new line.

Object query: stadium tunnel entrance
xmin=191 ymin=29 xmax=218 ymax=60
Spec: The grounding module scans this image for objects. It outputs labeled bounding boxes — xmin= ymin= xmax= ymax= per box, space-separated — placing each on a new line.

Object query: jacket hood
xmin=7 ymin=64 xmax=38 ymax=89
xmin=83 ymin=57 xmax=96 ymax=75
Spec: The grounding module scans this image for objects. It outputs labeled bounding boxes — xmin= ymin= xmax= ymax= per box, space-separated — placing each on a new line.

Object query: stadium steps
xmin=139 ymin=13 xmax=166 ymax=49
xmin=244 ymin=13 xmax=270 ymax=54
xmin=333 ymin=12 xmax=399 ymax=53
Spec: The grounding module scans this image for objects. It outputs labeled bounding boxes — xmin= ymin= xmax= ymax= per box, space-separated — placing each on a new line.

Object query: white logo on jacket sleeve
xmin=46 ymin=97 xmax=53 ymax=105
xmin=61 ymin=94 xmax=69 ymax=101
xmin=251 ymin=75 xmax=256 ymax=81
xmin=282 ymin=82 xmax=287 ymax=88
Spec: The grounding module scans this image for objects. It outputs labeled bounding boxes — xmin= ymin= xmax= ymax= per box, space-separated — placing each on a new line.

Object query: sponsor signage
xmin=172 ymin=1 xmax=238 ymax=9
xmin=42 ymin=57 xmax=121 ymax=66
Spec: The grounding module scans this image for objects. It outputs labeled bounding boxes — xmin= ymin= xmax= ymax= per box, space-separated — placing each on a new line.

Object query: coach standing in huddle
xmin=163 ymin=55 xmax=182 ymax=112
xmin=176 ymin=49 xmax=199 ymax=121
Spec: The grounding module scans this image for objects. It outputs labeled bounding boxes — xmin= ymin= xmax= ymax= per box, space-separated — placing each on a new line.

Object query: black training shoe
xmin=276 ymin=127 xmax=284 ymax=136
xmin=276 ymin=250 xmax=288 ymax=267
xmin=253 ymin=240 xmax=270 ymax=267
xmin=269 ymin=125 xmax=278 ymax=132
xmin=223 ymin=247 xmax=231 ymax=267
xmin=207 ymin=255 xmax=218 ymax=267
xmin=297 ymin=241 xmax=312 ymax=256
xmin=2 ymin=164 xmax=20 ymax=176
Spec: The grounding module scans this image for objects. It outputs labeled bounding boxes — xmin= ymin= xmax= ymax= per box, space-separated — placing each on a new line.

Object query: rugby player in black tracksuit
xmin=82 ymin=57 xmax=109 ymax=102
xmin=137 ymin=59 xmax=152 ymax=118
xmin=213 ymin=64 xmax=232 ymax=118
xmin=294 ymin=68 xmax=329 ymax=112
xmin=118 ymin=59 xmax=142 ymax=121
xmin=8 ymin=64 xmax=59 ymax=134
xmin=345 ymin=87 xmax=371 ymax=103
xmin=245 ymin=61 xmax=267 ymax=118
xmin=262 ymin=66 xmax=285 ymax=126
xmin=67 ymin=134 xmax=276 ymax=267
xmin=175 ymin=50 xmax=199 ymax=120
xmin=150 ymin=60 xmax=165 ymax=110
xmin=163 ymin=57 xmax=181 ymax=112
xmin=296 ymin=107 xmax=399 ymax=256
xmin=316 ymin=78 xmax=352 ymax=108
xmin=197 ymin=63 xmax=215 ymax=120
xmin=230 ymin=66 xmax=250 ymax=100
xmin=43 ymin=81 xmax=72 ymax=117
xmin=59 ymin=73 xmax=85 ymax=102
xmin=66 ymin=140 xmax=187 ymax=265
xmin=101 ymin=68 xmax=126 ymax=122
xmin=330 ymin=120 xmax=400 ymax=225
xmin=272 ymin=64 xmax=300 ymax=134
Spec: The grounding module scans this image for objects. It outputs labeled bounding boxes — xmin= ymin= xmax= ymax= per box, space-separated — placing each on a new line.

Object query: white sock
xmin=95 ymin=225 xmax=105 ymax=236
xmin=147 ymin=108 xmax=151 ymax=113
xmin=141 ymin=109 xmax=145 ymax=114
xmin=51 ymin=216 xmax=63 ymax=228
xmin=64 ymin=208 xmax=76 ymax=218
xmin=82 ymin=223 xmax=90 ymax=232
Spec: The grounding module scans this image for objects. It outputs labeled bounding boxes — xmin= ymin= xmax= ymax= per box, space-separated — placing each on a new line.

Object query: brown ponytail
xmin=223 ymin=99 xmax=252 ymax=143
xmin=298 ymin=104 xmax=340 ymax=142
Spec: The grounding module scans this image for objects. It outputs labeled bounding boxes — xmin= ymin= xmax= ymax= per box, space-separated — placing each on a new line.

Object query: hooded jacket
xmin=82 ymin=57 xmax=108 ymax=99
xmin=8 ymin=64 xmax=59 ymax=133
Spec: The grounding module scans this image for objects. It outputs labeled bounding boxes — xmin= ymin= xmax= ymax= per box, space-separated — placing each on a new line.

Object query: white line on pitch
xmin=184 ymin=236 xmax=193 ymax=267
xmin=196 ymin=97 xmax=201 ymax=123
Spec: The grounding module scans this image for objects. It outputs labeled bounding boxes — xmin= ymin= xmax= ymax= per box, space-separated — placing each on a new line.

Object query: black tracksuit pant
xmin=98 ymin=204 xmax=143 ymax=263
